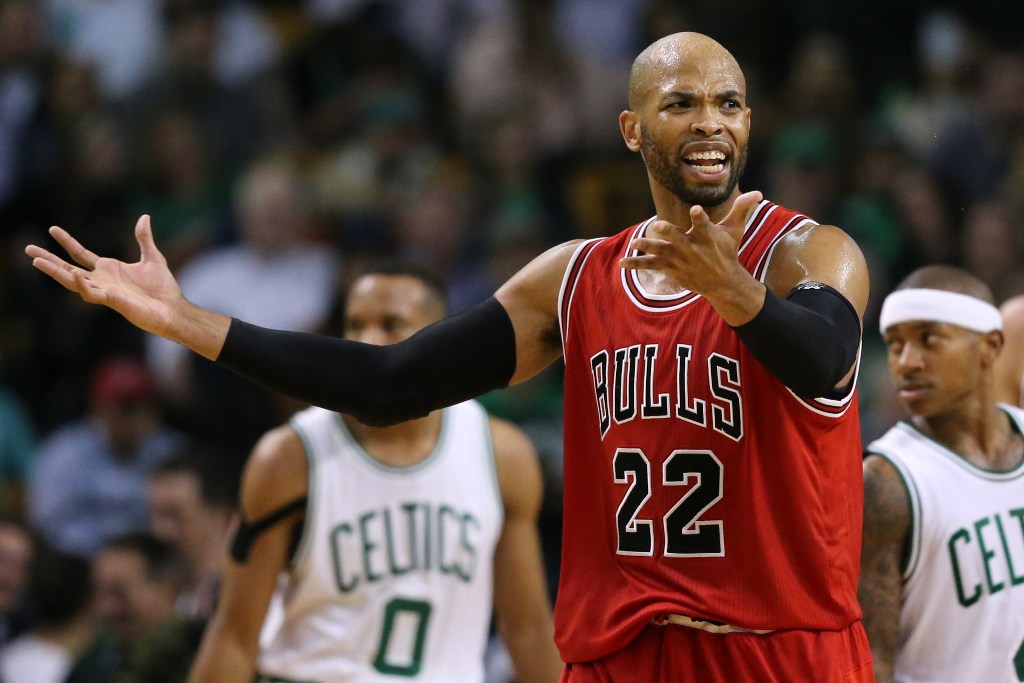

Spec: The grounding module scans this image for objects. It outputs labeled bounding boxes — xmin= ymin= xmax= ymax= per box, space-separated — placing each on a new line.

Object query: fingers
xmin=26 ymin=247 xmax=85 ymax=293
xmin=48 ymin=226 xmax=99 ymax=269
xmin=619 ymin=254 xmax=663 ymax=270
xmin=688 ymin=205 xmax=713 ymax=234
xmin=628 ymin=237 xmax=672 ymax=256
xmin=719 ymin=190 xmax=763 ymax=231
xmin=135 ymin=215 xmax=165 ymax=264
xmin=72 ymin=268 xmax=109 ymax=305
xmin=621 ymin=237 xmax=671 ymax=270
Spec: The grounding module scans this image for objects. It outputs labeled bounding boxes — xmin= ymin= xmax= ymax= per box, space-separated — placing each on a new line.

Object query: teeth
xmin=685 ymin=151 xmax=726 ymax=161
xmin=695 ymin=163 xmax=724 ymax=174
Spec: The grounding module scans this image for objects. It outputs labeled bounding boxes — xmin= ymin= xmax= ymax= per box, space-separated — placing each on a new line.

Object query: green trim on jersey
xmin=898 ymin=409 xmax=1024 ymax=480
xmin=865 ymin=450 xmax=923 ymax=581
xmin=288 ymin=422 xmax=319 ymax=571
xmin=482 ymin=418 xmax=505 ymax=523
xmin=255 ymin=674 xmax=318 ymax=683
xmin=332 ymin=411 xmax=451 ymax=477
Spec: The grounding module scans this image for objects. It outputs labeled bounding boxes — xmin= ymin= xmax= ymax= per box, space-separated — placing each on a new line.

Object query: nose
xmin=896 ymin=342 xmax=924 ymax=372
xmin=690 ymin=105 xmax=724 ymax=137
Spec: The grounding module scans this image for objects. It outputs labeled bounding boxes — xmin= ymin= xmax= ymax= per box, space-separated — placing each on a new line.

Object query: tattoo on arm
xmin=858 ymin=455 xmax=911 ymax=682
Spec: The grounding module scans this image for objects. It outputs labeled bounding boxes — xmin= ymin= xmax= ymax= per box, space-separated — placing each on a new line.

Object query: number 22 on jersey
xmin=614 ymin=448 xmax=724 ymax=557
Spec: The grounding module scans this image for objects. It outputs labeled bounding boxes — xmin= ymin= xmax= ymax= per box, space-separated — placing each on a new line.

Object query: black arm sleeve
xmin=216 ymin=297 xmax=517 ymax=426
xmin=731 ymin=282 xmax=861 ymax=398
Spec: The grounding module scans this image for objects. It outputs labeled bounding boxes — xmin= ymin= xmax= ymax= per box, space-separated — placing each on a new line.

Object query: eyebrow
xmin=661 ymin=89 xmax=744 ymax=102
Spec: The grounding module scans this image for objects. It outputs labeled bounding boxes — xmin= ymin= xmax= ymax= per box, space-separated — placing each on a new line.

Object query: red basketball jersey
xmin=554 ymin=200 xmax=864 ymax=663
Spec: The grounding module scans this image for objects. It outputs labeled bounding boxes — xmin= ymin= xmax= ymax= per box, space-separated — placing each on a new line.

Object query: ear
xmin=619 ymin=110 xmax=641 ymax=153
xmin=981 ymin=329 xmax=1004 ymax=368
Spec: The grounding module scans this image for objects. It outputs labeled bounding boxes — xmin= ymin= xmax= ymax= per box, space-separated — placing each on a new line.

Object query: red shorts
xmin=560 ymin=620 xmax=874 ymax=683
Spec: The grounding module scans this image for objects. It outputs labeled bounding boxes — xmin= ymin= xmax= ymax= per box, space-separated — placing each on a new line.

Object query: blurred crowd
xmin=0 ymin=0 xmax=1022 ymax=680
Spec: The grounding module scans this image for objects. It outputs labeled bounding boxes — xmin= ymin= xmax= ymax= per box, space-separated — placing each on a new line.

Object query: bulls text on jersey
xmin=590 ymin=343 xmax=743 ymax=441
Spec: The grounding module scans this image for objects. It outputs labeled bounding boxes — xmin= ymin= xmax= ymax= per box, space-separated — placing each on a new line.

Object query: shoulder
xmin=240 ymin=424 xmax=309 ymax=520
xmin=496 ymin=238 xmax=602 ymax=304
xmin=765 ymin=222 xmax=869 ymax=312
xmin=488 ymin=416 xmax=543 ymax=515
xmin=773 ymin=222 xmax=867 ymax=272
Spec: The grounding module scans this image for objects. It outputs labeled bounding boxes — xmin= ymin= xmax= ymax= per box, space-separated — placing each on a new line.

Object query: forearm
xmin=871 ymin=660 xmax=896 ymax=683
xmin=701 ymin=269 xmax=767 ymax=327
xmin=168 ymin=300 xmax=232 ymax=361
xmin=187 ymin=621 xmax=257 ymax=683
xmin=501 ymin=619 xmax=562 ymax=683
xmin=216 ymin=298 xmax=516 ymax=426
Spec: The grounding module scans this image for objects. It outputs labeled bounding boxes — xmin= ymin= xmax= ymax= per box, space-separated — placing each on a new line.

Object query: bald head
xmin=628 ymin=32 xmax=745 ymax=109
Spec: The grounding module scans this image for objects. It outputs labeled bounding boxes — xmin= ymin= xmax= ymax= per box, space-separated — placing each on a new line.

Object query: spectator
xmin=960 ymin=200 xmax=1024 ymax=303
xmin=148 ymin=451 xmax=234 ymax=621
xmin=28 ymin=356 xmax=181 ymax=558
xmin=0 ymin=542 xmax=95 ymax=683
xmin=0 ymin=386 xmax=35 ymax=517
xmin=66 ymin=532 xmax=184 ymax=681
xmin=121 ymin=0 xmax=292 ymax=174
xmin=0 ymin=517 xmax=32 ymax=646
xmin=146 ymin=155 xmax=340 ymax=455
xmin=130 ymin=110 xmax=233 ymax=273
xmin=0 ymin=0 xmax=49 ymax=220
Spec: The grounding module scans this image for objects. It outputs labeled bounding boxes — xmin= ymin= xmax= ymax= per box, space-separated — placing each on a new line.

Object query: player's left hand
xmin=620 ymin=190 xmax=762 ymax=295
xmin=26 ymin=215 xmax=186 ymax=340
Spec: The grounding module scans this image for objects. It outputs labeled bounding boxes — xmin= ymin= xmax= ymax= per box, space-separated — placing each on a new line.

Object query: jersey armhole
xmin=557 ymin=238 xmax=602 ymax=354
xmin=866 ymin=449 xmax=922 ymax=581
xmin=782 ymin=342 xmax=861 ymax=419
xmin=482 ymin=416 xmax=504 ymax=523
xmin=286 ymin=422 xmax=319 ymax=573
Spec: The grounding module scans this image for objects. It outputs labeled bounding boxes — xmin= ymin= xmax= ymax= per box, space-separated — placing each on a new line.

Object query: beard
xmin=640 ymin=134 xmax=748 ymax=208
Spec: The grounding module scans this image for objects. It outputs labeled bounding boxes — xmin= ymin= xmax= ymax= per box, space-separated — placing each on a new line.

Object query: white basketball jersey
xmin=866 ymin=405 xmax=1024 ymax=683
xmin=257 ymin=401 xmax=504 ymax=683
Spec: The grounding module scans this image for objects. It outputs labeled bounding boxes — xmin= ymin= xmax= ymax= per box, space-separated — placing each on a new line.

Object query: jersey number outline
xmin=373 ymin=597 xmax=433 ymax=676
xmin=613 ymin=448 xmax=724 ymax=557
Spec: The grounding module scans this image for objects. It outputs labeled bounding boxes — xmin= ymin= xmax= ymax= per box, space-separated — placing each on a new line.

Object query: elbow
xmin=784 ymin=346 xmax=855 ymax=398
xmin=346 ymin=371 xmax=432 ymax=427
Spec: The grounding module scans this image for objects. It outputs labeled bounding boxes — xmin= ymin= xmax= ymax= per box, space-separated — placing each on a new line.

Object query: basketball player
xmin=187 ymin=262 xmax=562 ymax=682
xmin=29 ymin=32 xmax=872 ymax=680
xmin=860 ymin=265 xmax=1024 ymax=682
xmin=994 ymin=294 xmax=1024 ymax=406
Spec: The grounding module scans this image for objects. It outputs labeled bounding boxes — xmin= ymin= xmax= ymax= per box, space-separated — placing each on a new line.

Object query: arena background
xmin=0 ymin=0 xmax=1022 ymax=676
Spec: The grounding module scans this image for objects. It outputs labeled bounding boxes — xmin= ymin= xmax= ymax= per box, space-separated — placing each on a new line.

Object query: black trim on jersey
xmin=230 ymin=495 xmax=308 ymax=563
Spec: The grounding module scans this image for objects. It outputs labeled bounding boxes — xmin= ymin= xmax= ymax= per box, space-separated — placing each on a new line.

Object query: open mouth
xmin=683 ymin=150 xmax=728 ymax=175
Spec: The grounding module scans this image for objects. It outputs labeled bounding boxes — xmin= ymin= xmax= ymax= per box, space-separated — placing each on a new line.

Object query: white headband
xmin=879 ymin=288 xmax=1002 ymax=334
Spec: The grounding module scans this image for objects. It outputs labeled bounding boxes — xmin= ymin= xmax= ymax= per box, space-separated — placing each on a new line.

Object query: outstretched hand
xmin=26 ymin=215 xmax=185 ymax=339
xmin=620 ymin=190 xmax=763 ymax=296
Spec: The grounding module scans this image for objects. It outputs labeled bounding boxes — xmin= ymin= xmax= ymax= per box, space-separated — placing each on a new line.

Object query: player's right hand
xmin=25 ymin=215 xmax=185 ymax=339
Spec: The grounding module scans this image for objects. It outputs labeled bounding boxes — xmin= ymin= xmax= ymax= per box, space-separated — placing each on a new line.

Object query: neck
xmin=913 ymin=394 xmax=1023 ymax=470
xmin=342 ymin=411 xmax=444 ymax=468
xmin=650 ymin=182 xmax=742 ymax=227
